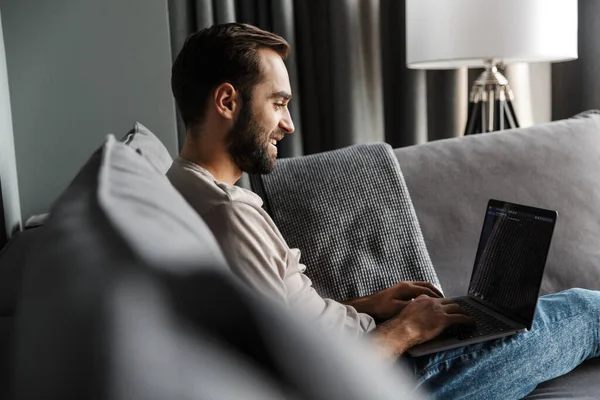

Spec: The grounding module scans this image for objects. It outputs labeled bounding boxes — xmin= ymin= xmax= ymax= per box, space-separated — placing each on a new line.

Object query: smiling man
xmin=166 ymin=23 xmax=600 ymax=399
xmin=167 ymin=21 xmax=461 ymax=344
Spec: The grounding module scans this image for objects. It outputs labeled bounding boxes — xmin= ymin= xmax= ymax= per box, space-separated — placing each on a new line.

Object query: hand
xmin=347 ymin=281 xmax=443 ymax=321
xmin=373 ymin=296 xmax=475 ymax=359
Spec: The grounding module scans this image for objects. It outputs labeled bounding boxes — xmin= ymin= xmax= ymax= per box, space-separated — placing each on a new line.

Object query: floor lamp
xmin=405 ymin=0 xmax=578 ymax=135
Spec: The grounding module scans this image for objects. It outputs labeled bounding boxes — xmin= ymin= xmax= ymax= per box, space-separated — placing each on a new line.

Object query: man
xmin=167 ymin=23 xmax=600 ymax=398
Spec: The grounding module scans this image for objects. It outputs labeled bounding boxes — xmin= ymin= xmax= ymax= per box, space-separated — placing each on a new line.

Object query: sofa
xmin=1 ymin=113 xmax=600 ymax=399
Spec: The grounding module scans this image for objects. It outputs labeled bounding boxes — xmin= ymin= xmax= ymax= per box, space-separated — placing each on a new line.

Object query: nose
xmin=279 ymin=109 xmax=295 ymax=134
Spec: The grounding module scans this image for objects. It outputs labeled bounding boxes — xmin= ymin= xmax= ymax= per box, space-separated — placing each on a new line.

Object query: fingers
xmin=414 ymin=294 xmax=433 ymax=301
xmin=446 ymin=314 xmax=476 ymax=326
xmin=414 ymin=296 xmax=453 ymax=305
xmin=439 ymin=299 xmax=471 ymax=318
xmin=441 ymin=303 xmax=468 ymax=315
xmin=412 ymin=282 xmax=444 ymax=298
xmin=406 ymin=286 xmax=441 ymax=300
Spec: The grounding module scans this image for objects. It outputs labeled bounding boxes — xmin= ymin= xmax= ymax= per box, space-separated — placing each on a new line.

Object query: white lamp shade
xmin=406 ymin=0 xmax=578 ymax=69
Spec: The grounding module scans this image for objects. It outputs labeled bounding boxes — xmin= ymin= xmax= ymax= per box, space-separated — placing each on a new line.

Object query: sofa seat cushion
xmin=525 ymin=358 xmax=600 ymax=399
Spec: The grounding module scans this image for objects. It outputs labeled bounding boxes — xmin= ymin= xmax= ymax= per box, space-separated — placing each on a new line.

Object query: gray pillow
xmin=98 ymin=135 xmax=225 ymax=268
xmin=252 ymin=143 xmax=441 ymax=302
xmin=14 ymin=134 xmax=422 ymax=400
xmin=121 ymin=122 xmax=173 ymax=174
xmin=396 ymin=111 xmax=600 ymax=297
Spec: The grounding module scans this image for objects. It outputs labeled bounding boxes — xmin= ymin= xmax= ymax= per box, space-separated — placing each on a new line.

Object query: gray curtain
xmin=167 ymin=0 xmax=467 ymax=156
xmin=552 ymin=0 xmax=600 ymax=120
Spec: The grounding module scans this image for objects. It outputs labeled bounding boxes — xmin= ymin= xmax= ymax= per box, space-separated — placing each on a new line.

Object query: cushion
xmin=121 ymin=122 xmax=173 ymax=174
xmin=251 ymin=143 xmax=441 ymax=302
xmin=0 ymin=316 xmax=12 ymax=400
xmin=0 ymin=228 xmax=41 ymax=400
xmin=97 ymin=135 xmax=225 ymax=268
xmin=395 ymin=111 xmax=600 ymax=297
xmin=14 ymin=135 xmax=420 ymax=399
xmin=524 ymin=358 xmax=600 ymax=399
xmin=0 ymin=229 xmax=41 ymax=316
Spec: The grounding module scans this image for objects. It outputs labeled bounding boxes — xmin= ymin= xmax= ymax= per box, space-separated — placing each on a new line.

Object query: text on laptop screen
xmin=468 ymin=203 xmax=555 ymax=323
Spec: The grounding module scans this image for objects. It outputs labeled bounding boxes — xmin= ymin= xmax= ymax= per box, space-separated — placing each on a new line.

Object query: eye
xmin=274 ymin=103 xmax=285 ymax=110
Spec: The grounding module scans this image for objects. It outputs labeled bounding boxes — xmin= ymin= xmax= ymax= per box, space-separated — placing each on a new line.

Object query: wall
xmin=0 ymin=0 xmax=178 ymax=219
xmin=0 ymin=9 xmax=21 ymax=243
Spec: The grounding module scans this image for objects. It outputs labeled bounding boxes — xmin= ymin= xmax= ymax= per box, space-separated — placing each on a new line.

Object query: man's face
xmin=226 ymin=49 xmax=294 ymax=175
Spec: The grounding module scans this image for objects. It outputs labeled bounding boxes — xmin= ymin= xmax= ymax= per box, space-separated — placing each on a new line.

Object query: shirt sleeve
xmin=202 ymin=201 xmax=290 ymax=304
xmin=286 ymin=249 xmax=376 ymax=337
xmin=201 ymin=201 xmax=376 ymax=337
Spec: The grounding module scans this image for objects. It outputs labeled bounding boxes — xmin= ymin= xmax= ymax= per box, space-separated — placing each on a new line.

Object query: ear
xmin=214 ymin=83 xmax=238 ymax=120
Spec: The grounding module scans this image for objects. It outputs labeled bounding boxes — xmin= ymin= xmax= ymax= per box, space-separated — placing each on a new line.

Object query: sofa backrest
xmin=13 ymin=136 xmax=230 ymax=398
xmin=395 ymin=111 xmax=600 ymax=297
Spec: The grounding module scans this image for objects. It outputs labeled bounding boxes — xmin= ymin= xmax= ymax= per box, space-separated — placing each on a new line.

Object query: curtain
xmin=167 ymin=0 xmax=594 ymax=157
xmin=167 ymin=0 xmax=468 ymax=157
xmin=552 ymin=0 xmax=600 ymax=120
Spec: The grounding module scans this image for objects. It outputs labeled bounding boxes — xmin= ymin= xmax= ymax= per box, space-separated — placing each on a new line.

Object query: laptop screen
xmin=468 ymin=200 xmax=557 ymax=326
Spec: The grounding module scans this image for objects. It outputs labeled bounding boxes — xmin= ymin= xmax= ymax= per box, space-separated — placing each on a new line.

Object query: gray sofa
xmin=1 ymin=113 xmax=600 ymax=398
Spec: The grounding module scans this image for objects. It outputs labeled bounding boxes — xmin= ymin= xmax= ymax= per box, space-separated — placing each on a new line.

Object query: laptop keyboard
xmin=446 ymin=298 xmax=513 ymax=341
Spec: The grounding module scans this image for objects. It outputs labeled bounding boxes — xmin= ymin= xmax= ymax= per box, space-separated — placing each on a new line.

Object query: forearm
xmin=344 ymin=295 xmax=376 ymax=316
xmin=370 ymin=319 xmax=418 ymax=361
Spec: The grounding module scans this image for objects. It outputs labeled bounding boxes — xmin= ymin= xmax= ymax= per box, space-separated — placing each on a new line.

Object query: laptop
xmin=407 ymin=199 xmax=557 ymax=357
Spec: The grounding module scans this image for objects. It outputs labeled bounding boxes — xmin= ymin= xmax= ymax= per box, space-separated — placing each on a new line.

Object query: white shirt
xmin=167 ymin=156 xmax=376 ymax=336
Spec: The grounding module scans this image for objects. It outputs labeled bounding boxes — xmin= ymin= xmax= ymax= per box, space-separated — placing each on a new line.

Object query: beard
xmin=226 ymin=100 xmax=281 ymax=175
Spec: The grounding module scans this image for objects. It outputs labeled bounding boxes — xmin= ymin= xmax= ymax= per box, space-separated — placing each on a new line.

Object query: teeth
xmin=271 ymin=139 xmax=276 ymax=145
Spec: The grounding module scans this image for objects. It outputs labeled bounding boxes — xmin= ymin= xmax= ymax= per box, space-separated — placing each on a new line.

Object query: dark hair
xmin=171 ymin=23 xmax=290 ymax=130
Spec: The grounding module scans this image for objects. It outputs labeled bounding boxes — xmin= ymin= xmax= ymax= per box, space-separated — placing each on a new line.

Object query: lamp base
xmin=464 ymin=61 xmax=519 ymax=135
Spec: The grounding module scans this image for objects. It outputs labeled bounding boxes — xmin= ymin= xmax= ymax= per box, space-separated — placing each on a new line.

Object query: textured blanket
xmin=250 ymin=143 xmax=442 ymax=301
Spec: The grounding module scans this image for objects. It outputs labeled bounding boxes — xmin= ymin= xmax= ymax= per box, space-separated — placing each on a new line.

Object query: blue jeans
xmin=408 ymin=288 xmax=600 ymax=399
